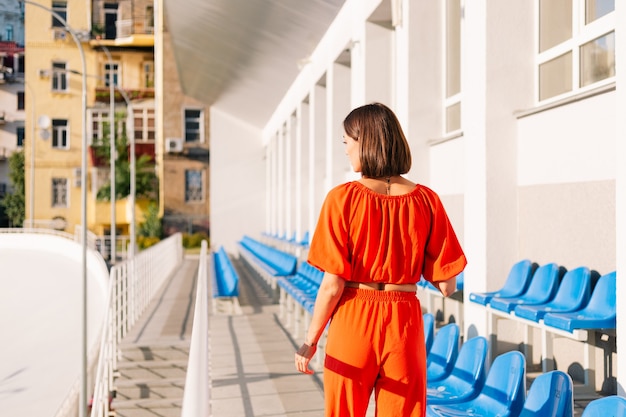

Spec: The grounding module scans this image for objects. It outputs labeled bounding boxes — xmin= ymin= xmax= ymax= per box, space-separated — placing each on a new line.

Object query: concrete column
xmin=285 ymin=117 xmax=292 ymax=238
xmin=615 ymin=0 xmax=626 ymax=397
xmin=294 ymin=104 xmax=303 ymax=242
xmin=461 ymin=1 xmax=490 ymax=341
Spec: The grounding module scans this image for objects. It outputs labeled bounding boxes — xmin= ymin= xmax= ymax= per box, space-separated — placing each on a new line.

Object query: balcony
xmin=90 ymin=142 xmax=155 ymax=167
xmin=91 ymin=0 xmax=154 ymax=47
xmin=95 ymin=87 xmax=154 ymax=104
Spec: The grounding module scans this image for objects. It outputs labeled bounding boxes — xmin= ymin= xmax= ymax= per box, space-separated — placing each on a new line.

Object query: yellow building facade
xmin=25 ymin=0 xmax=155 ymax=239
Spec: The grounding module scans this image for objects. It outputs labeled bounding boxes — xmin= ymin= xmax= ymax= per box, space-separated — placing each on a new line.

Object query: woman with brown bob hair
xmin=295 ymin=102 xmax=466 ymax=417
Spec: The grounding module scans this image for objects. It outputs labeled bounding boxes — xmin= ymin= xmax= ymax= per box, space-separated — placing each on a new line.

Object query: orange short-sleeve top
xmin=307 ymin=181 xmax=467 ymax=285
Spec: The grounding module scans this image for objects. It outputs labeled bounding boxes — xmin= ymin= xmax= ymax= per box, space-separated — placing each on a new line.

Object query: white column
xmin=392 ymin=0 xmax=410 ymax=128
xmin=285 ymin=117 xmax=292 ymax=238
xmin=325 ymin=65 xmax=335 ymax=193
xmin=272 ymin=134 xmax=280 ymax=236
xmin=615 ymin=0 xmax=626 ymax=397
xmin=265 ymin=141 xmax=272 ymax=233
xmin=277 ymin=126 xmax=285 ymax=237
xmin=308 ymin=88 xmax=317 ymax=238
xmin=461 ymin=0 xmax=490 ymax=341
xmin=295 ymin=104 xmax=303 ymax=242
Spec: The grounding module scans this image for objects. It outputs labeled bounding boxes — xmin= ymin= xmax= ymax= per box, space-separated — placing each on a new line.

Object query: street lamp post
xmin=21 ymin=2 xmax=88 ymax=417
xmin=100 ymin=45 xmax=116 ymax=264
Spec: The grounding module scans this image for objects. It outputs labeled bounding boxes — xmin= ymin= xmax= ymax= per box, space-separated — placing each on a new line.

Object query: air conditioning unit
xmin=73 ymin=167 xmax=82 ymax=187
xmin=165 ymin=137 xmax=184 ymax=153
xmin=53 ymin=29 xmax=67 ymax=41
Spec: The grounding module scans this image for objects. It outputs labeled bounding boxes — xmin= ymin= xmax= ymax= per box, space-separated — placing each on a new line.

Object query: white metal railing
xmin=95 ymin=235 xmax=131 ymax=261
xmin=181 ymin=240 xmax=210 ymax=417
xmin=89 ymin=233 xmax=184 ymax=417
xmin=0 ymin=227 xmax=130 ymax=261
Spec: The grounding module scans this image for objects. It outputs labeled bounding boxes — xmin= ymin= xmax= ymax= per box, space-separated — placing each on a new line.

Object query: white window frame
xmin=143 ymin=61 xmax=154 ymax=88
xmin=51 ymin=1 xmax=67 ymax=28
xmin=52 ymin=119 xmax=69 ymax=149
xmin=133 ymin=107 xmax=155 ymax=142
xmin=52 ymin=61 xmax=68 ymax=92
xmin=104 ymin=61 xmax=120 ymax=87
xmin=184 ymin=108 xmax=204 ymax=143
xmin=536 ymin=0 xmax=615 ymax=104
xmin=184 ymin=169 xmax=205 ymax=203
xmin=51 ymin=177 xmax=69 ymax=207
xmin=442 ymin=0 xmax=463 ymax=136
xmin=145 ymin=5 xmax=154 ymax=34
xmin=89 ymin=109 xmax=110 ymax=145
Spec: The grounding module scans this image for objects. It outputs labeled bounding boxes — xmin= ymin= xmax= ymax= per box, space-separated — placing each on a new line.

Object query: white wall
xmin=210 ymin=108 xmax=266 ymax=253
xmin=517 ymin=92 xmax=616 ymax=186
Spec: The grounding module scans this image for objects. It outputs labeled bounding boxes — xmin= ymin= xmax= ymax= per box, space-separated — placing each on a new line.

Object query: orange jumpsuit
xmin=307 ymin=181 xmax=466 ymax=417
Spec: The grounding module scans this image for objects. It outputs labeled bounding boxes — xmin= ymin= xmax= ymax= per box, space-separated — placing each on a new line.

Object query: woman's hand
xmin=295 ymin=342 xmax=317 ymax=374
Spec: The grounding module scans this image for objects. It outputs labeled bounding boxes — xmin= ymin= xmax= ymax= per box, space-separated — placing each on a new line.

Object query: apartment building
xmin=24 ymin=0 xmax=210 ymax=243
xmin=0 ymin=0 xmax=25 ymax=226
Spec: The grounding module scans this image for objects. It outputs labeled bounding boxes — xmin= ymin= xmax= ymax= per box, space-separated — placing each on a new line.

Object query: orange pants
xmin=323 ymin=288 xmax=426 ymax=417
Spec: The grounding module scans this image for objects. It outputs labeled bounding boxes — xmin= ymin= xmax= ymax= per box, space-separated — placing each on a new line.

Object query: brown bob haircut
xmin=343 ymin=102 xmax=412 ymax=178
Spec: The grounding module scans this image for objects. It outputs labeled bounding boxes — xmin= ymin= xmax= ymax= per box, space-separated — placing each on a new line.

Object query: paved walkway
xmin=108 ymin=253 xmax=597 ymax=417
xmin=209 ymin=257 xmax=325 ymax=417
xmin=108 ymin=254 xmax=326 ymax=417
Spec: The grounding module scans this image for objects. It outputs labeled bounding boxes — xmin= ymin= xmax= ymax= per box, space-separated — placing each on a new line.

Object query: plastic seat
xmin=581 ymin=395 xmax=626 ymax=417
xmin=543 ymin=271 xmax=616 ymax=332
xmin=514 ymin=266 xmax=591 ymax=322
xmin=426 ymin=336 xmax=488 ymax=405
xmin=489 ymin=263 xmax=560 ymax=313
xmin=427 ymin=323 xmax=460 ymax=382
xmin=469 ymin=260 xmax=534 ymax=306
xmin=426 ymin=350 xmax=526 ymax=417
xmin=519 ymin=370 xmax=573 ymax=417
xmin=456 ymin=272 xmax=464 ymax=292
xmin=423 ymin=313 xmax=435 ymax=354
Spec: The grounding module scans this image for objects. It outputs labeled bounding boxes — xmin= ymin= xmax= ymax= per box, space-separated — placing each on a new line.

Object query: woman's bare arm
xmin=295 ymin=272 xmax=345 ymax=374
xmin=433 ymin=277 xmax=457 ymax=297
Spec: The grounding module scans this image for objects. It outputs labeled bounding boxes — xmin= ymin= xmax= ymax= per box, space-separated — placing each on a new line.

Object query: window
xmin=184 ymin=109 xmax=203 ymax=142
xmin=5 ymin=24 xmax=13 ymax=41
xmin=52 ymin=119 xmax=69 ymax=149
xmin=185 ymin=170 xmax=204 ymax=202
xmin=52 ymin=1 xmax=67 ymax=28
xmin=17 ymin=91 xmax=24 ymax=110
xmin=133 ymin=108 xmax=155 ymax=141
xmin=51 ymin=178 xmax=68 ymax=207
xmin=52 ymin=62 xmax=67 ymax=92
xmin=145 ymin=5 xmax=154 ymax=33
xmin=16 ymin=126 xmax=24 ymax=147
xmin=143 ymin=61 xmax=154 ymax=88
xmin=444 ymin=0 xmax=462 ymax=134
xmin=104 ymin=62 xmax=119 ymax=87
xmin=538 ymin=0 xmax=615 ymax=102
xmin=90 ymin=110 xmax=110 ymax=145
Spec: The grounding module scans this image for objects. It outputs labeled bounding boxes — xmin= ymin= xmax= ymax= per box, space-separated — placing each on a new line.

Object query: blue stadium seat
xmin=519 ymin=370 xmax=573 ymax=417
xmin=514 ymin=266 xmax=591 ymax=322
xmin=426 ymin=350 xmax=526 ymax=417
xmin=423 ymin=313 xmax=435 ymax=355
xmin=581 ymin=395 xmax=626 ymax=417
xmin=489 ymin=263 xmax=560 ymax=314
xmin=543 ymin=271 xmax=616 ymax=332
xmin=212 ymin=246 xmax=239 ymax=297
xmin=426 ymin=336 xmax=488 ymax=405
xmin=469 ymin=260 xmax=534 ymax=306
xmin=427 ymin=323 xmax=460 ymax=382
xmin=239 ymin=235 xmax=297 ymax=276
xmin=456 ymin=272 xmax=464 ymax=292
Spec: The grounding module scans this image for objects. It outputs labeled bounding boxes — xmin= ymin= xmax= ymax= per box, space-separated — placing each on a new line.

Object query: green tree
xmin=0 ymin=150 xmax=25 ymax=227
xmin=94 ymin=112 xmax=159 ymax=202
xmin=138 ymin=202 xmax=162 ymax=238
